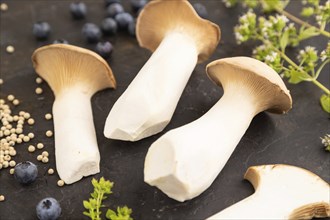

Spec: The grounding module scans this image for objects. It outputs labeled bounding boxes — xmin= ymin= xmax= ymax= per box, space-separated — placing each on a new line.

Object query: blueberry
xmin=95 ymin=41 xmax=113 ymax=59
xmin=115 ymin=12 xmax=134 ymax=30
xmin=36 ymin=197 xmax=61 ymax=220
xmin=82 ymin=23 xmax=102 ymax=43
xmin=33 ymin=22 xmax=51 ymax=40
xmin=104 ymin=0 xmax=121 ymax=7
xmin=101 ymin=18 xmax=118 ymax=35
xmin=130 ymin=0 xmax=147 ymax=13
xmin=106 ymin=3 xmax=124 ymax=18
xmin=128 ymin=20 xmax=136 ymax=36
xmin=53 ymin=39 xmax=69 ymax=44
xmin=70 ymin=2 xmax=87 ymax=19
xmin=193 ymin=3 xmax=208 ymax=19
xmin=14 ymin=161 xmax=38 ymax=185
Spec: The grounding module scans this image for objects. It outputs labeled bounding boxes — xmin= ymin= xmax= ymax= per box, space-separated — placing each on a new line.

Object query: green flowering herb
xmin=106 ymin=206 xmax=133 ymax=220
xmin=321 ymin=134 xmax=330 ymax=152
xmin=83 ymin=177 xmax=133 ymax=220
xmin=224 ymin=0 xmax=330 ymax=37
xmin=228 ymin=0 xmax=330 ymax=113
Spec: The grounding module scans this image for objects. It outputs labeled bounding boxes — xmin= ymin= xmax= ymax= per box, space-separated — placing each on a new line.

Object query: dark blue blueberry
xmin=128 ymin=20 xmax=136 ymax=36
xmin=115 ymin=12 xmax=134 ymax=30
xmin=14 ymin=161 xmax=38 ymax=185
xmin=104 ymin=0 xmax=121 ymax=7
xmin=101 ymin=18 xmax=118 ymax=35
xmin=130 ymin=0 xmax=147 ymax=13
xmin=33 ymin=22 xmax=51 ymax=40
xmin=95 ymin=41 xmax=113 ymax=59
xmin=53 ymin=39 xmax=69 ymax=44
xmin=106 ymin=3 xmax=124 ymax=18
xmin=70 ymin=2 xmax=87 ymax=19
xmin=82 ymin=23 xmax=102 ymax=43
xmin=193 ymin=3 xmax=208 ymax=19
xmin=36 ymin=197 xmax=61 ymax=220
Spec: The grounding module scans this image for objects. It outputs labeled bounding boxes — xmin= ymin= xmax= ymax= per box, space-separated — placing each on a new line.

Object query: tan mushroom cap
xmin=245 ymin=164 xmax=330 ymax=219
xmin=32 ymin=44 xmax=116 ymax=96
xmin=206 ymin=57 xmax=292 ymax=114
xmin=136 ymin=0 xmax=220 ymax=63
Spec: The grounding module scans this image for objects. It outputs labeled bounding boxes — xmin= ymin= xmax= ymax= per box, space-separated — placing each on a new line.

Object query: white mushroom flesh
xmin=53 ymin=86 xmax=99 ymax=184
xmin=144 ymin=86 xmax=257 ymax=201
xmin=207 ymin=165 xmax=330 ymax=219
xmin=104 ymin=31 xmax=198 ymax=141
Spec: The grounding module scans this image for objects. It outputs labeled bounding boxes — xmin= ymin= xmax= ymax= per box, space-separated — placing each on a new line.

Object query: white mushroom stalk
xmin=144 ymin=57 xmax=292 ymax=202
xmin=207 ymin=164 xmax=330 ymax=220
xmin=32 ymin=44 xmax=116 ymax=184
xmin=104 ymin=0 xmax=220 ymax=141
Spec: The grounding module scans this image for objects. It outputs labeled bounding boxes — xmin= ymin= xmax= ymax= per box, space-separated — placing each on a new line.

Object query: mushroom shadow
xmin=244 ymin=112 xmax=275 ymax=139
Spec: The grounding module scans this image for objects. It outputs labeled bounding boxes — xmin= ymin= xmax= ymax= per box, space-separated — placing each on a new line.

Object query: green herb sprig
xmin=83 ymin=177 xmax=133 ymax=220
xmin=223 ymin=0 xmax=330 ymax=113
xmin=321 ymin=134 xmax=330 ymax=151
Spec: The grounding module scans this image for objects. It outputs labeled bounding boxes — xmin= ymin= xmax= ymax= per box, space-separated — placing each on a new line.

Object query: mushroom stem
xmin=104 ymin=32 xmax=198 ymax=141
xmin=144 ymin=89 xmax=257 ymax=202
xmin=53 ymin=87 xmax=99 ymax=184
xmin=208 ymin=194 xmax=266 ymax=219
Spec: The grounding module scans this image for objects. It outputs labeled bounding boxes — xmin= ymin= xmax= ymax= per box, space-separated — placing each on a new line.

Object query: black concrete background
xmin=0 ymin=0 xmax=329 ymax=219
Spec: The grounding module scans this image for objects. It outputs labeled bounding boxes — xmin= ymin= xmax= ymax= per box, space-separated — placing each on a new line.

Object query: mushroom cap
xmin=245 ymin=164 xmax=330 ymax=219
xmin=32 ymin=44 xmax=116 ymax=96
xmin=206 ymin=57 xmax=292 ymax=114
xmin=136 ymin=0 xmax=220 ymax=63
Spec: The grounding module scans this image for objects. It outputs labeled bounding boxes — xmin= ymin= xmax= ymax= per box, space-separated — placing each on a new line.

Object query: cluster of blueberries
xmin=32 ymin=0 xmax=207 ymax=61
xmin=13 ymin=161 xmax=61 ymax=220
xmin=32 ymin=0 xmax=148 ymax=60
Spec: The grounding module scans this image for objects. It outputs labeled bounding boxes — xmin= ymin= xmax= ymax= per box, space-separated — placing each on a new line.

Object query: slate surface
xmin=0 ymin=0 xmax=329 ymax=219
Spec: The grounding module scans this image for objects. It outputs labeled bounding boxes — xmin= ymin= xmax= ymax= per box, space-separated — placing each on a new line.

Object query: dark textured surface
xmin=0 ymin=0 xmax=329 ymax=220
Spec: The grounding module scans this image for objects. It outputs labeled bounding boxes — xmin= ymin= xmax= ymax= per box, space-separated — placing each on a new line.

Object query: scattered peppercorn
xmin=37 ymin=143 xmax=44 ymax=149
xmin=0 ymin=3 xmax=8 ymax=11
xmin=37 ymin=155 xmax=43 ymax=161
xmin=36 ymin=77 xmax=43 ymax=84
xmin=28 ymin=133 xmax=35 ymax=139
xmin=12 ymin=99 xmax=20 ymax=106
xmin=41 ymin=157 xmax=49 ymax=163
xmin=46 ymin=130 xmax=53 ymax=137
xmin=57 ymin=180 xmax=65 ymax=187
xmin=7 ymin=95 xmax=15 ymax=101
xmin=6 ymin=45 xmax=15 ymax=54
xmin=42 ymin=151 xmax=49 ymax=157
xmin=23 ymin=136 xmax=30 ymax=142
xmin=0 ymin=99 xmax=35 ymax=170
xmin=9 ymin=160 xmax=16 ymax=167
xmin=45 ymin=113 xmax=52 ymax=120
xmin=27 ymin=118 xmax=35 ymax=125
xmin=48 ymin=168 xmax=54 ymax=175
xmin=35 ymin=87 xmax=43 ymax=95
xmin=28 ymin=145 xmax=36 ymax=152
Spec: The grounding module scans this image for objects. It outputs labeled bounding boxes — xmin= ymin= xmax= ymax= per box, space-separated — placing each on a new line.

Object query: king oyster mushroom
xmin=32 ymin=44 xmax=116 ymax=184
xmin=144 ymin=57 xmax=292 ymax=201
xmin=104 ymin=0 xmax=220 ymax=141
